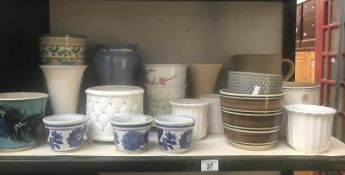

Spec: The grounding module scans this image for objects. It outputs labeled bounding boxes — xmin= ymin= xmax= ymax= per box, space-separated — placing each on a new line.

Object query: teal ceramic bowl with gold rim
xmin=39 ymin=34 xmax=86 ymax=65
xmin=0 ymin=92 xmax=48 ymax=151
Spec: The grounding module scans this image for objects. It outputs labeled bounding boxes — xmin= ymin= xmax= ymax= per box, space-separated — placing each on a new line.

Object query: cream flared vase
xmin=40 ymin=65 xmax=87 ymax=114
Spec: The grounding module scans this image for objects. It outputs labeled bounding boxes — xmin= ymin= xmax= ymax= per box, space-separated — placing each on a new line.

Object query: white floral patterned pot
xmin=144 ymin=64 xmax=187 ymax=86
xmin=85 ymin=85 xmax=144 ymax=142
xmin=170 ymin=98 xmax=210 ymax=140
xmin=43 ymin=114 xmax=87 ymax=152
xmin=110 ymin=115 xmax=153 ymax=153
xmin=154 ymin=115 xmax=195 ymax=153
xmin=145 ymin=84 xmax=186 ymax=117
xmin=39 ymin=34 xmax=86 ymax=65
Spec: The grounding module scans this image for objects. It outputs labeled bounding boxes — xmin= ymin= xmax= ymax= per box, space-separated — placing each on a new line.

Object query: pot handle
xmin=282 ymin=58 xmax=295 ymax=81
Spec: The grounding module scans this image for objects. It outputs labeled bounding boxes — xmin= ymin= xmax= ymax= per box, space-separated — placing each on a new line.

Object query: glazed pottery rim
xmin=223 ymin=123 xmax=281 ymax=131
xmin=219 ymin=89 xmax=284 ymax=98
xmin=221 ymin=109 xmax=282 ymax=116
xmin=199 ymin=94 xmax=220 ymax=99
xmin=43 ymin=114 xmax=87 ymax=126
xmin=223 ymin=125 xmax=280 ymax=133
xmin=282 ymin=82 xmax=321 ymax=89
xmin=144 ymin=64 xmax=187 ymax=68
xmin=225 ymin=138 xmax=278 ymax=146
xmin=221 ymin=106 xmax=283 ymax=114
xmin=40 ymin=34 xmax=86 ymax=38
xmin=110 ymin=115 xmax=153 ymax=127
xmin=86 ymin=85 xmax=144 ymax=96
xmin=169 ymin=98 xmax=210 ymax=106
xmin=0 ymin=92 xmax=48 ymax=101
xmin=39 ymin=65 xmax=88 ymax=69
xmin=96 ymin=44 xmax=138 ymax=49
xmin=285 ymin=104 xmax=337 ymax=115
xmin=145 ymin=83 xmax=187 ymax=88
xmin=228 ymin=71 xmax=283 ymax=78
xmin=188 ymin=63 xmax=223 ymax=67
xmin=154 ymin=114 xmax=195 ymax=127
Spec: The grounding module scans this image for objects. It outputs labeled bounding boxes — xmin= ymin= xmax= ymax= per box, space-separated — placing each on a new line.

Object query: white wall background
xmin=50 ymin=0 xmax=283 ymax=64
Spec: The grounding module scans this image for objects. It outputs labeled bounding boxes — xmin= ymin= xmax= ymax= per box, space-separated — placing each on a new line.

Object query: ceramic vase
xmin=188 ymin=64 xmax=222 ymax=98
xmin=39 ymin=34 xmax=86 ymax=65
xmin=170 ymin=98 xmax=210 ymax=140
xmin=94 ymin=44 xmax=141 ymax=85
xmin=85 ymin=85 xmax=144 ymax=142
xmin=40 ymin=65 xmax=87 ymax=114
xmin=200 ymin=94 xmax=223 ymax=134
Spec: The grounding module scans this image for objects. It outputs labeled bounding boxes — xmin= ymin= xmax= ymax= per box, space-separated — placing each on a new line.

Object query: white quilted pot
xmin=85 ymin=85 xmax=144 ymax=142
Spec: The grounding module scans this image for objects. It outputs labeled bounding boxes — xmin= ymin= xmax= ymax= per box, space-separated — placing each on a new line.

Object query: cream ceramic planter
xmin=200 ymin=94 xmax=223 ymax=134
xmin=40 ymin=65 xmax=87 ymax=114
xmin=145 ymin=84 xmax=186 ymax=117
xmin=170 ymin=98 xmax=210 ymax=140
xmin=85 ymin=85 xmax=144 ymax=142
xmin=285 ymin=104 xmax=336 ymax=153
xmin=144 ymin=64 xmax=187 ymax=86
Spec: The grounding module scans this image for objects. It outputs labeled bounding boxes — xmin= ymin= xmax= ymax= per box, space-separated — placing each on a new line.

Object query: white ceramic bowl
xmin=154 ymin=115 xmax=195 ymax=153
xmin=169 ymin=98 xmax=210 ymax=140
xmin=43 ymin=114 xmax=87 ymax=152
xmin=144 ymin=64 xmax=187 ymax=85
xmin=110 ymin=115 xmax=153 ymax=153
xmin=285 ymin=104 xmax=336 ymax=153
xmin=85 ymin=85 xmax=144 ymax=142
xmin=145 ymin=84 xmax=186 ymax=116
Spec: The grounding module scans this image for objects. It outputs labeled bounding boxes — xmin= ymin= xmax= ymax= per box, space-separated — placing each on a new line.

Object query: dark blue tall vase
xmin=94 ymin=44 xmax=141 ymax=85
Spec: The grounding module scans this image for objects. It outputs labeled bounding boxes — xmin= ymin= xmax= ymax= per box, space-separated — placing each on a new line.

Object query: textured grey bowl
xmin=227 ymin=71 xmax=283 ymax=95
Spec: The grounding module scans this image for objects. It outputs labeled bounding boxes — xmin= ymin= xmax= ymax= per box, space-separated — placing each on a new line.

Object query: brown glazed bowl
xmin=222 ymin=110 xmax=282 ymax=130
xmin=219 ymin=89 xmax=283 ymax=113
xmin=223 ymin=125 xmax=279 ymax=145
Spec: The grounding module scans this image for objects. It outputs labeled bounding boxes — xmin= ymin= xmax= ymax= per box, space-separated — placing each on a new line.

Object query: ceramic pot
xmin=94 ymin=44 xmax=141 ymax=85
xmin=280 ymin=82 xmax=321 ymax=137
xmin=145 ymin=84 xmax=186 ymax=117
xmin=169 ymin=98 xmax=210 ymax=140
xmin=0 ymin=92 xmax=48 ymax=151
xmin=85 ymin=85 xmax=144 ymax=142
xmin=200 ymin=94 xmax=223 ymax=134
xmin=227 ymin=71 xmax=283 ymax=95
xmin=43 ymin=114 xmax=87 ymax=152
xmin=188 ymin=64 xmax=222 ymax=97
xmin=154 ymin=114 xmax=195 ymax=153
xmin=230 ymin=54 xmax=295 ymax=81
xmin=144 ymin=64 xmax=187 ymax=85
xmin=39 ymin=34 xmax=86 ymax=65
xmin=110 ymin=115 xmax=153 ymax=153
xmin=285 ymin=104 xmax=336 ymax=153
xmin=40 ymin=65 xmax=87 ymax=114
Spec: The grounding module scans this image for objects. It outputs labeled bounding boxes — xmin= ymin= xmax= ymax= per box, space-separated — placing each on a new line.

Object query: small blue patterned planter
xmin=43 ymin=114 xmax=87 ymax=152
xmin=111 ymin=115 xmax=153 ymax=153
xmin=155 ymin=115 xmax=195 ymax=153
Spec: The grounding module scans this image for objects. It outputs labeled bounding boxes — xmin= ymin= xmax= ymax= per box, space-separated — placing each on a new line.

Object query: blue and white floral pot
xmin=154 ymin=115 xmax=195 ymax=153
xmin=110 ymin=115 xmax=153 ymax=153
xmin=43 ymin=114 xmax=87 ymax=152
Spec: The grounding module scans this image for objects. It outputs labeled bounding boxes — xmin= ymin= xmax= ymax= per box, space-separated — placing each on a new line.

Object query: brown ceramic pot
xmin=223 ymin=125 xmax=279 ymax=144
xmin=222 ymin=110 xmax=282 ymax=130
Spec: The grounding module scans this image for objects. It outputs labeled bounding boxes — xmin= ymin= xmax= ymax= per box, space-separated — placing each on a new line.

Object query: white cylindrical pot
xmin=40 ymin=65 xmax=87 ymax=114
xmin=85 ymin=85 xmax=144 ymax=142
xmin=285 ymin=104 xmax=336 ymax=153
xmin=170 ymin=98 xmax=210 ymax=140
xmin=200 ymin=94 xmax=223 ymax=134
xmin=144 ymin=64 xmax=187 ymax=85
xmin=281 ymin=82 xmax=321 ymax=137
xmin=145 ymin=84 xmax=186 ymax=116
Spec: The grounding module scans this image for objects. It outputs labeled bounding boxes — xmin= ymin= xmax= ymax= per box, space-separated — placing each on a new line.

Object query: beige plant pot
xmin=188 ymin=64 xmax=222 ymax=98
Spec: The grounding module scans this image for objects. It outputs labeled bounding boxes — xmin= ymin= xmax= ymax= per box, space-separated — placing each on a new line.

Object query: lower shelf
xmin=0 ymin=133 xmax=344 ymax=173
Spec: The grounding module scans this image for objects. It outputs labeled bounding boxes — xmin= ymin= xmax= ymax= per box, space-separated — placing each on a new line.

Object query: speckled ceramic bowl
xmin=110 ymin=114 xmax=153 ymax=153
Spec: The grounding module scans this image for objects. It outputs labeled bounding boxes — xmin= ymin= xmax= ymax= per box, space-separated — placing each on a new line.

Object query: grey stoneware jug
xmin=94 ymin=44 xmax=141 ymax=85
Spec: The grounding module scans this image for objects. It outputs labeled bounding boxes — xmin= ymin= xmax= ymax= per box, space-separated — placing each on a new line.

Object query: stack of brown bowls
xmin=220 ymin=71 xmax=284 ymax=150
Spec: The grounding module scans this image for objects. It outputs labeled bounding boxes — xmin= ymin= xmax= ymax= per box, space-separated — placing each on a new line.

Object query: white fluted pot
xmin=40 ymin=65 xmax=87 ymax=114
xmin=200 ymin=94 xmax=223 ymax=134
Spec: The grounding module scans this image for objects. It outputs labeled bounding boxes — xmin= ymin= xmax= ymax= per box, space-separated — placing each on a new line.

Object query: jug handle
xmin=282 ymin=58 xmax=295 ymax=81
